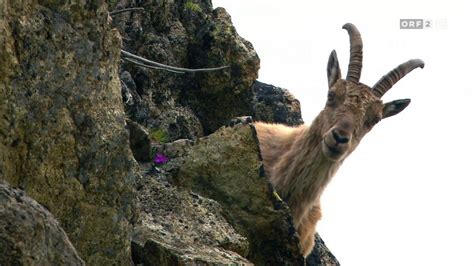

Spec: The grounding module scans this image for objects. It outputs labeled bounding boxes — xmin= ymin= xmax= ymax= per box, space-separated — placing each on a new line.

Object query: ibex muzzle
xmin=323 ymin=116 xmax=354 ymax=161
xmin=254 ymin=23 xmax=424 ymax=257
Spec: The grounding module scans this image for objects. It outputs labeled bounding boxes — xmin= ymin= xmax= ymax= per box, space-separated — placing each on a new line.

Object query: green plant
xmin=149 ymin=128 xmax=168 ymax=144
xmin=184 ymin=1 xmax=202 ymax=13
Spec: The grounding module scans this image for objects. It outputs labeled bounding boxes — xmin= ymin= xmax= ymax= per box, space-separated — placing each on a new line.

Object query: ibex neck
xmin=271 ymin=120 xmax=342 ymax=224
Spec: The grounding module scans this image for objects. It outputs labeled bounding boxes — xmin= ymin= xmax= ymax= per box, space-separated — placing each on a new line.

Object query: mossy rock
xmin=175 ymin=124 xmax=303 ymax=264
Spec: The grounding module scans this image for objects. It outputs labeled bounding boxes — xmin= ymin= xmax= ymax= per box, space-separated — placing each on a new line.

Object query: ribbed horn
xmin=372 ymin=59 xmax=425 ymax=98
xmin=342 ymin=23 xmax=363 ymax=83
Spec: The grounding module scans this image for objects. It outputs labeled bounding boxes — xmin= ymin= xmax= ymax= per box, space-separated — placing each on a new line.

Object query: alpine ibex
xmin=255 ymin=23 xmax=424 ymax=257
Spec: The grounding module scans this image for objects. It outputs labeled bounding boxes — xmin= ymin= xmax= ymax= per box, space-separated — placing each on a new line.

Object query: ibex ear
xmin=327 ymin=50 xmax=341 ymax=89
xmin=382 ymin=99 xmax=411 ymax=119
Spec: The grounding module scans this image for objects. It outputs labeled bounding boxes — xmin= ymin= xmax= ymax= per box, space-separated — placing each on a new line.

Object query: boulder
xmin=252 ymin=81 xmax=304 ymax=126
xmin=0 ymin=180 xmax=84 ymax=265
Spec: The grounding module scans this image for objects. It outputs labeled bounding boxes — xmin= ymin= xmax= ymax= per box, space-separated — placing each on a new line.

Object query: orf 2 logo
xmin=400 ymin=19 xmax=425 ymax=29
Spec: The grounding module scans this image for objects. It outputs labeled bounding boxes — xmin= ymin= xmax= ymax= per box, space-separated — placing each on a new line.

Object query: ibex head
xmin=320 ymin=23 xmax=424 ymax=161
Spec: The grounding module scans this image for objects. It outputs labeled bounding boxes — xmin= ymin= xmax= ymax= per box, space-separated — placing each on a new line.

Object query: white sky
xmin=214 ymin=1 xmax=474 ymax=265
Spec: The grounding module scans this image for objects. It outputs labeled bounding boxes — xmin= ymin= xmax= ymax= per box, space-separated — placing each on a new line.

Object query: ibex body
xmin=255 ymin=23 xmax=424 ymax=257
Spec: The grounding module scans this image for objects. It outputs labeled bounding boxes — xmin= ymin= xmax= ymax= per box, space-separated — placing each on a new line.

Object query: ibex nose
xmin=332 ymin=128 xmax=350 ymax=144
xmin=331 ymin=117 xmax=353 ymax=144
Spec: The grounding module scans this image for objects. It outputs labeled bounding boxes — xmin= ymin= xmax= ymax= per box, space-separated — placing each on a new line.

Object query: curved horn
xmin=372 ymin=59 xmax=425 ymax=98
xmin=342 ymin=23 xmax=363 ymax=83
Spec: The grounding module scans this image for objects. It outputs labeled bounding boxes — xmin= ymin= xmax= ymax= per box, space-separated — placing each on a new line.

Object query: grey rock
xmin=132 ymin=165 xmax=251 ymax=265
xmin=120 ymin=70 xmax=139 ymax=106
xmin=252 ymin=81 xmax=304 ymax=126
xmin=306 ymin=233 xmax=341 ymax=266
xmin=156 ymin=106 xmax=205 ymax=141
xmin=155 ymin=138 xmax=195 ymax=159
xmin=227 ymin=116 xmax=254 ymax=127
xmin=0 ymin=180 xmax=85 ymax=265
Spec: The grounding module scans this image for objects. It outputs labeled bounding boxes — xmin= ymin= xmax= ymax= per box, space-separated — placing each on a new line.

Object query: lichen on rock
xmin=0 ymin=2 xmax=136 ymax=264
xmin=132 ymin=168 xmax=251 ymax=265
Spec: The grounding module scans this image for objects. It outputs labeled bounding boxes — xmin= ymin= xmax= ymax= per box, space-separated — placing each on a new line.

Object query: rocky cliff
xmin=0 ymin=1 xmax=337 ymax=265
xmin=1 ymin=2 xmax=136 ymax=264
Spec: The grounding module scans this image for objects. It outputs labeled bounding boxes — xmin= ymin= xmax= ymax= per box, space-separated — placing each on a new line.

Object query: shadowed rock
xmin=127 ymin=119 xmax=152 ymax=162
xmin=0 ymin=180 xmax=84 ymax=265
xmin=252 ymin=81 xmax=304 ymax=126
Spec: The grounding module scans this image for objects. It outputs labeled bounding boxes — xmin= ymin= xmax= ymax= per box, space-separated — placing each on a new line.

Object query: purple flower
xmin=153 ymin=153 xmax=169 ymax=165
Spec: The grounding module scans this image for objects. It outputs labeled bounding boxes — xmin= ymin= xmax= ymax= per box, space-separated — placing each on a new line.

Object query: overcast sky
xmin=213 ymin=0 xmax=473 ymax=265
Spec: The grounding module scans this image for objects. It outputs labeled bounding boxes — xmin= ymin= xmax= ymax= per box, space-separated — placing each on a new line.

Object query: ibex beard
xmin=255 ymin=23 xmax=424 ymax=257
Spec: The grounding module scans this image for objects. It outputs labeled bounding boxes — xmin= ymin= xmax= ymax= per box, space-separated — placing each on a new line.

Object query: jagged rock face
xmin=111 ymin=0 xmax=260 ymax=136
xmin=252 ymin=81 xmax=304 ymax=126
xmin=0 ymin=180 xmax=85 ymax=265
xmin=307 ymin=234 xmax=341 ymax=266
xmin=0 ymin=3 xmax=136 ymax=264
